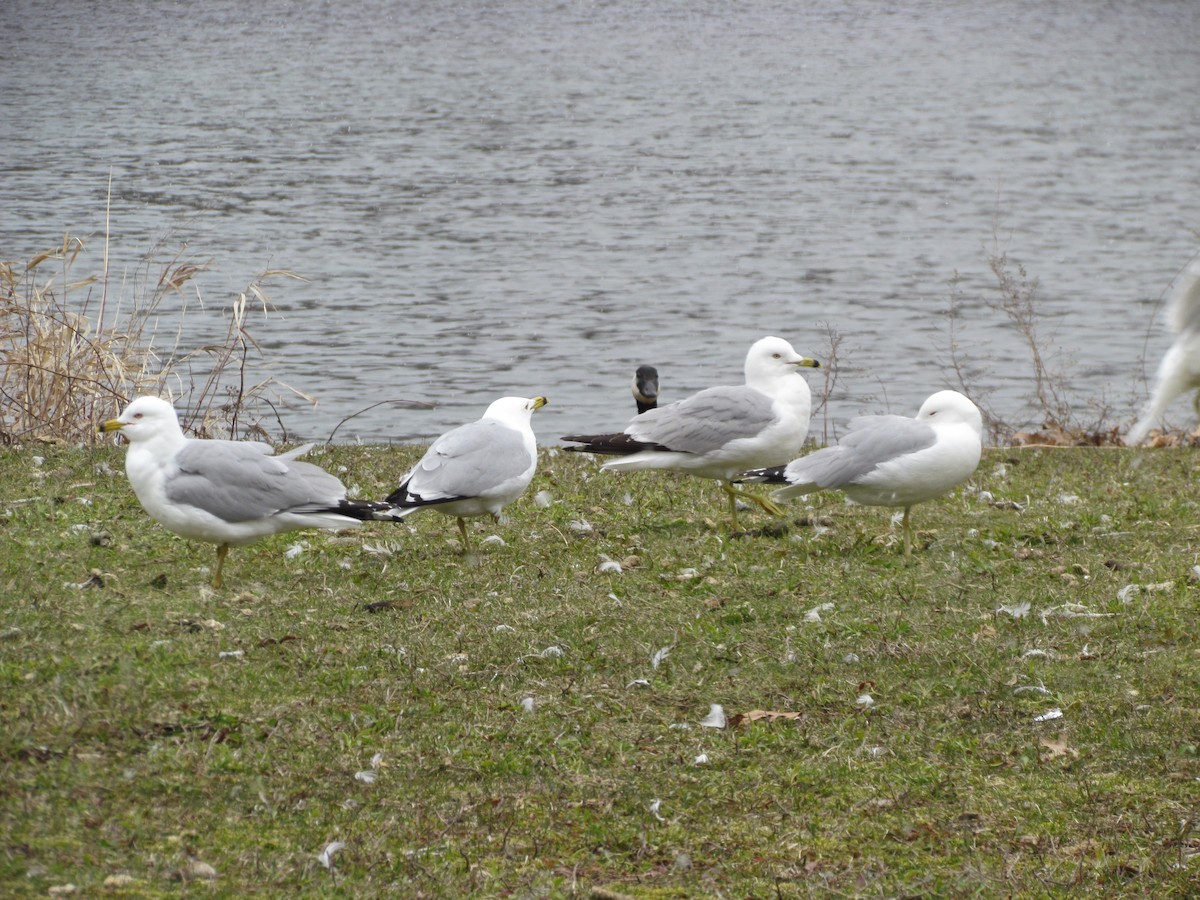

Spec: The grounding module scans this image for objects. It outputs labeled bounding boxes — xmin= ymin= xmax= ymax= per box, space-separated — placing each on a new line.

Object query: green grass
xmin=2 ymin=443 xmax=1199 ymax=897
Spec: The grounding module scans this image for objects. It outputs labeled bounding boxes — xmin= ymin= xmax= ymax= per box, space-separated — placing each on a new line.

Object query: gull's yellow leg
xmin=213 ymin=544 xmax=230 ymax=589
xmin=742 ymin=490 xmax=785 ymax=517
xmin=902 ymin=506 xmax=913 ymax=558
xmin=456 ymin=517 xmax=473 ymax=555
xmin=721 ymin=482 xmax=743 ymax=531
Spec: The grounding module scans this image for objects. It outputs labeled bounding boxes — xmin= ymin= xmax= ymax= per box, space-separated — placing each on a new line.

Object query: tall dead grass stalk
xmin=1 ymin=235 xmax=305 ymax=445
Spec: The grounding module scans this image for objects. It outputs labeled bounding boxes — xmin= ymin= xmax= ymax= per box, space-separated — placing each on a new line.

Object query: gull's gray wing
xmin=625 ymin=385 xmax=776 ymax=454
xmin=785 ymin=414 xmax=936 ymax=488
xmin=166 ymin=441 xmax=346 ymax=523
xmin=395 ymin=419 xmax=531 ymax=503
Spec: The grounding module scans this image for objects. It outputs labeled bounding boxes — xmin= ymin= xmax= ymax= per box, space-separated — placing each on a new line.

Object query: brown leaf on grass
xmin=728 ymin=709 xmax=805 ymax=728
xmin=255 ymin=635 xmax=300 ymax=648
xmin=362 ymin=599 xmax=413 ymax=613
xmin=1039 ymin=735 xmax=1079 ymax=760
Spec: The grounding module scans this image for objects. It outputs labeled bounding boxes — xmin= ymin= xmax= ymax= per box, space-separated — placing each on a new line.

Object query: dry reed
xmin=1 ymin=234 xmax=305 ymax=445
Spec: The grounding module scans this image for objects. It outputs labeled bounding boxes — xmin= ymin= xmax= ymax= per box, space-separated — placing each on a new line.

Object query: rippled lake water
xmin=6 ymin=0 xmax=1199 ymax=443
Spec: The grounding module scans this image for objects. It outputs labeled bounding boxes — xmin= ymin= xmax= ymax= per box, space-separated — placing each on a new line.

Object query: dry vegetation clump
xmin=1 ymin=235 xmax=306 ymax=445
xmin=945 ymin=248 xmax=1130 ymax=447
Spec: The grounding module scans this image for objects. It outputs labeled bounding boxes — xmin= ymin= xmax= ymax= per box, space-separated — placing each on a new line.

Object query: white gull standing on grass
xmin=371 ymin=396 xmax=548 ymax=555
xmin=100 ymin=396 xmax=375 ymax=588
xmin=737 ymin=390 xmax=983 ymax=556
xmin=562 ymin=336 xmax=821 ymax=531
xmin=1127 ymin=253 xmax=1200 ymax=445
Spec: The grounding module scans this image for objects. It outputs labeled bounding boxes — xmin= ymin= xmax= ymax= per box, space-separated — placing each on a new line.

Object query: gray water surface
xmin=6 ymin=0 xmax=1199 ymax=443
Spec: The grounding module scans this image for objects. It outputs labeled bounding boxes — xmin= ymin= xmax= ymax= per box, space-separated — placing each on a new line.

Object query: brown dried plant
xmin=1 ymin=234 xmax=306 ymax=445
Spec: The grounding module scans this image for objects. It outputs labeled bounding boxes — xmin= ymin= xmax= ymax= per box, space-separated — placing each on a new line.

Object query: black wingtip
xmin=561 ymin=432 xmax=662 ymax=455
xmin=298 ymin=498 xmax=403 ymax=521
xmin=733 ymin=465 xmax=788 ymax=485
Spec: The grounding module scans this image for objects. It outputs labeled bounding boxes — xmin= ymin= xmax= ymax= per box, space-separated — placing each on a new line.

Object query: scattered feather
xmin=218 ymin=650 xmax=244 ymax=659
xmin=1117 ymin=584 xmax=1139 ymax=604
xmin=182 ymin=860 xmax=217 ymax=880
xmin=626 ymin=678 xmax=651 ymax=688
xmin=284 ymin=542 xmax=308 ymax=560
xmin=568 ymin=519 xmax=593 ymax=534
xmin=856 ymin=693 xmax=875 ymax=708
xmin=700 ymin=704 xmax=727 ymax=728
xmin=533 ymin=490 xmax=553 ymax=508
xmin=805 ymin=602 xmax=834 ymax=622
xmin=317 ymin=841 xmax=345 ymax=869
xmin=354 ymin=769 xmax=377 ymax=784
xmin=996 ymin=601 xmax=1031 ymax=619
xmin=1033 ymin=708 xmax=1064 ymax=722
xmin=596 ymin=555 xmax=623 ymax=574
xmin=360 ymin=542 xmax=396 ymax=557
xmin=649 ymin=799 xmax=665 ymax=821
xmin=1022 ymin=648 xmax=1054 ymax=659
xmin=370 ymin=752 xmax=384 ymax=769
xmin=651 ymin=646 xmax=671 ymax=669
xmin=843 ymin=653 xmax=860 ymax=664
xmin=493 ymin=624 xmax=516 ymax=633
xmin=694 ymin=752 xmax=709 ymax=765
xmin=521 ymin=696 xmax=535 ymax=713
xmin=1013 ymin=681 xmax=1051 ymax=695
xmin=1040 ymin=604 xmax=1112 ymax=625
xmin=481 ymin=534 xmax=507 ymax=546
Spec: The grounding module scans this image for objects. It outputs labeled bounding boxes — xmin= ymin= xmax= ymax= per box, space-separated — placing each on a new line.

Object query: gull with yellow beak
xmin=375 ymin=395 xmax=549 ymax=555
xmin=100 ymin=396 xmax=372 ymax=588
xmin=562 ymin=336 xmax=820 ymax=530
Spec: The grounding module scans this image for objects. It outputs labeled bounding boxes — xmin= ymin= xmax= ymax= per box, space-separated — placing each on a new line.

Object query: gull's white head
xmin=915 ymin=390 xmax=983 ymax=434
xmin=744 ymin=336 xmax=821 ymax=385
xmin=100 ymin=396 xmax=183 ymax=443
xmin=482 ymin=395 xmax=549 ymax=425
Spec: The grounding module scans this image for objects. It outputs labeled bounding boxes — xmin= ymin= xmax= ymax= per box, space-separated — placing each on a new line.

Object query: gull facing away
xmin=738 ymin=390 xmax=983 ymax=556
xmin=377 ymin=396 xmax=548 ymax=554
xmin=632 ymin=365 xmax=660 ymax=414
xmin=100 ymin=396 xmax=374 ymax=589
xmin=1128 ymin=254 xmax=1200 ymax=445
xmin=562 ymin=336 xmax=821 ymax=530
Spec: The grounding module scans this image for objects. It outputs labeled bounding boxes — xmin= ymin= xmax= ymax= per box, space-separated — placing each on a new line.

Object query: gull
xmin=100 ymin=396 xmax=371 ymax=588
xmin=562 ymin=336 xmax=821 ymax=530
xmin=738 ymin=390 xmax=983 ymax=556
xmin=632 ymin=365 xmax=660 ymax=414
xmin=377 ymin=396 xmax=547 ymax=554
xmin=1128 ymin=253 xmax=1200 ymax=445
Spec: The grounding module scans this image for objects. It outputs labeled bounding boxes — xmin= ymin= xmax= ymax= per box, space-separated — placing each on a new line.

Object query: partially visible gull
xmin=379 ymin=396 xmax=547 ymax=554
xmin=562 ymin=336 xmax=821 ymax=530
xmin=632 ymin=365 xmax=660 ymax=414
xmin=100 ymin=395 xmax=370 ymax=588
xmin=738 ymin=390 xmax=983 ymax=556
xmin=1128 ymin=253 xmax=1200 ymax=445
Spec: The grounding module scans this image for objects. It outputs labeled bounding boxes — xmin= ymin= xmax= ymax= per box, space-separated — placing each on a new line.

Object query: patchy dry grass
xmin=2 ymin=443 xmax=1199 ymax=897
